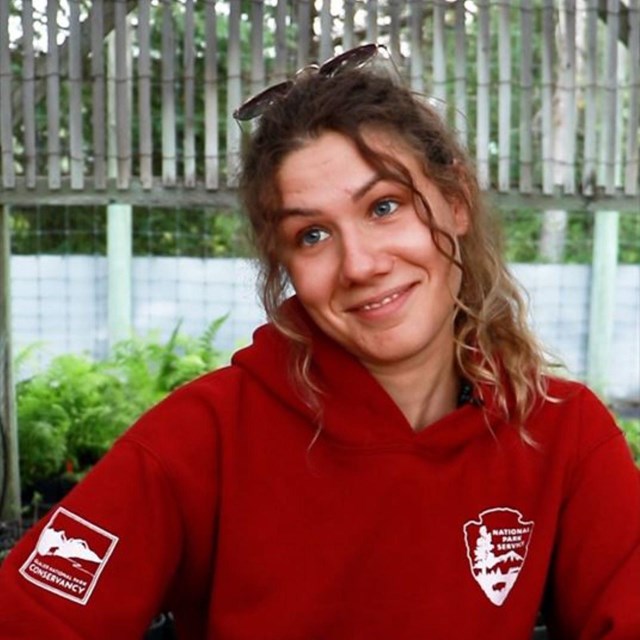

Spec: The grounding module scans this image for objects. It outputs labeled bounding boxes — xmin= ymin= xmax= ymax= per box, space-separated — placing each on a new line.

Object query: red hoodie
xmin=0 ymin=305 xmax=639 ymax=639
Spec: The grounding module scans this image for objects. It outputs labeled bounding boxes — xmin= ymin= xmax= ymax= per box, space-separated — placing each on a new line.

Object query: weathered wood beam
xmin=0 ymin=179 xmax=638 ymax=212
xmin=0 ymin=178 xmax=240 ymax=208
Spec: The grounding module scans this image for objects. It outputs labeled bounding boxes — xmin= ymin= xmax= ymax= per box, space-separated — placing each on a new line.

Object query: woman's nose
xmin=338 ymin=229 xmax=393 ymax=285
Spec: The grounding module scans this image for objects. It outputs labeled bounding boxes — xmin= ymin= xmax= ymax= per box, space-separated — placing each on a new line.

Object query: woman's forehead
xmin=278 ymin=127 xmax=425 ymax=186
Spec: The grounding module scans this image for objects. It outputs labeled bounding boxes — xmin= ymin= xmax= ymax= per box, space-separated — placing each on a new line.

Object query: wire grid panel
xmin=12 ymin=255 xmax=108 ymax=372
xmin=511 ymin=264 xmax=591 ymax=377
xmin=611 ymin=265 xmax=640 ymax=400
xmin=132 ymin=256 xmax=266 ymax=355
xmin=10 ymin=256 xmax=640 ymax=401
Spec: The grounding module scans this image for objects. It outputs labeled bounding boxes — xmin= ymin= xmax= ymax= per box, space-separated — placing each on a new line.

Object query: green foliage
xmin=9 ymin=206 xmax=252 ymax=258
xmin=500 ymin=209 xmax=640 ymax=264
xmin=17 ymin=356 xmax=126 ymax=487
xmin=16 ymin=317 xmax=228 ymax=489
xmin=130 ymin=207 xmax=251 ymax=257
xmin=10 ymin=204 xmax=639 ymax=263
xmin=619 ymin=418 xmax=640 ymax=466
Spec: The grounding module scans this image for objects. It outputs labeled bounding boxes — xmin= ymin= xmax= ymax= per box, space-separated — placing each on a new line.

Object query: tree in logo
xmin=473 ymin=525 xmax=496 ymax=574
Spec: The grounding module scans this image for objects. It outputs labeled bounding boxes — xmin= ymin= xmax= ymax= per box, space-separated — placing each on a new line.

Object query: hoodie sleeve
xmin=0 ymin=380 xmax=220 ymax=639
xmin=545 ymin=391 xmax=640 ymax=639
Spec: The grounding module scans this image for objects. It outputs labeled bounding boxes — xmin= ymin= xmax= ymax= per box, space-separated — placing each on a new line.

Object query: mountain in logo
xmin=37 ymin=527 xmax=104 ymax=564
xmin=479 ymin=549 xmax=524 ymax=570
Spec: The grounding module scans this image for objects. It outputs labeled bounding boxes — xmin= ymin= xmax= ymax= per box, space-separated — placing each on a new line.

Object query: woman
xmin=0 ymin=44 xmax=638 ymax=639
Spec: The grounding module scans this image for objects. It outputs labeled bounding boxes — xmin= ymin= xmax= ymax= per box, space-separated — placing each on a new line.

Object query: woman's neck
xmin=366 ymin=351 xmax=459 ymax=431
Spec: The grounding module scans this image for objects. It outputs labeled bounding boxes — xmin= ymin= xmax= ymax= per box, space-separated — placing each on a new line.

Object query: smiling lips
xmin=351 ymin=285 xmax=414 ymax=313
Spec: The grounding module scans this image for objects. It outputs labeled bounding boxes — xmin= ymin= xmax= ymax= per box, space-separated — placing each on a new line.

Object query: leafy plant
xmin=619 ymin=417 xmax=640 ymax=466
xmin=16 ymin=317 xmax=228 ymax=491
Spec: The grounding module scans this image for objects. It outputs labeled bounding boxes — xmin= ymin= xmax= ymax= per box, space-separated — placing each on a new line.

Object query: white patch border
xmin=19 ymin=506 xmax=119 ymax=605
xmin=463 ymin=506 xmax=534 ymax=607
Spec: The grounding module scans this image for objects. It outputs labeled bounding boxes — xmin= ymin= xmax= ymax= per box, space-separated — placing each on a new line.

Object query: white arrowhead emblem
xmin=463 ymin=507 xmax=534 ymax=606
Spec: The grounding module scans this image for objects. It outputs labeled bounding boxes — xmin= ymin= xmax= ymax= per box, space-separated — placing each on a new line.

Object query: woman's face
xmin=276 ymin=130 xmax=468 ymax=376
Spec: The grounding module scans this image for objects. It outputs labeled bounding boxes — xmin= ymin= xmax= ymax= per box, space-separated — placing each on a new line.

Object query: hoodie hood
xmin=232 ymin=297 xmax=495 ymax=453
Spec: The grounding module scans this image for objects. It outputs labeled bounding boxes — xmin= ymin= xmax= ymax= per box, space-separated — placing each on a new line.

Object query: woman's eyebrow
xmin=279 ymin=206 xmax=321 ymax=219
xmin=351 ymin=173 xmax=383 ymax=201
xmin=279 ymin=173 xmax=387 ymax=219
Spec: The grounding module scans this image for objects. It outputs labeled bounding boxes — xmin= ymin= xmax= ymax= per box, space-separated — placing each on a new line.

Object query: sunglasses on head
xmin=233 ymin=43 xmax=393 ymax=122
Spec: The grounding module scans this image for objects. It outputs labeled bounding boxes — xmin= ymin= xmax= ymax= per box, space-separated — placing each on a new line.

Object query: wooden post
xmin=0 ymin=206 xmax=21 ymax=521
xmin=106 ymin=24 xmax=132 ymax=348
xmin=586 ymin=210 xmax=620 ymax=398
xmin=107 ymin=204 xmax=132 ymax=347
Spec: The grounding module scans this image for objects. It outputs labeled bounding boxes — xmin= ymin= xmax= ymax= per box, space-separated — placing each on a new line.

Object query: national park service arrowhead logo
xmin=463 ymin=507 xmax=534 ymax=606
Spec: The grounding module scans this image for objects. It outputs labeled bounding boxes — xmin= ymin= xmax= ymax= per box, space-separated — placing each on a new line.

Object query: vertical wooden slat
xmin=297 ymin=0 xmax=312 ymax=68
xmin=541 ymin=0 xmax=555 ymax=194
xmin=91 ymin=0 xmax=106 ymax=189
xmin=476 ymin=0 xmax=491 ymax=189
xmin=320 ymin=0 xmax=332 ymax=62
xmin=274 ymin=0 xmax=288 ymax=82
xmin=68 ymin=0 xmax=84 ymax=189
xmin=410 ymin=0 xmax=424 ymax=93
xmin=432 ymin=0 xmax=447 ymax=110
xmin=454 ymin=0 xmax=468 ymax=147
xmin=343 ymin=0 xmax=356 ymax=51
xmin=614 ymin=38 xmax=625 ymax=188
xmin=498 ymin=2 xmax=511 ymax=192
xmin=366 ymin=0 xmax=379 ymax=44
xmin=204 ymin=0 xmax=219 ymax=189
xmin=388 ymin=0 xmax=403 ymax=64
xmin=0 ymin=0 xmax=15 ymax=188
xmin=519 ymin=1 xmax=534 ymax=193
xmin=184 ymin=0 xmax=196 ymax=188
xmin=250 ymin=0 xmax=265 ymax=95
xmin=601 ymin=0 xmax=619 ymax=194
xmin=46 ymin=0 xmax=61 ymax=189
xmin=625 ymin=0 xmax=639 ymax=195
xmin=21 ymin=0 xmax=36 ymax=188
xmin=226 ymin=0 xmax=242 ymax=187
xmin=582 ymin=0 xmax=598 ymax=195
xmin=137 ymin=0 xmax=152 ymax=189
xmin=115 ymin=1 xmax=131 ymax=189
xmin=560 ymin=0 xmax=577 ymax=194
xmin=107 ymin=29 xmax=116 ymax=179
xmin=161 ymin=0 xmax=177 ymax=187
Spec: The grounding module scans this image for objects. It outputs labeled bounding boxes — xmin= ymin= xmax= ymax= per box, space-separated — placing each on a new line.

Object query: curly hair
xmin=238 ymin=66 xmax=553 ymax=429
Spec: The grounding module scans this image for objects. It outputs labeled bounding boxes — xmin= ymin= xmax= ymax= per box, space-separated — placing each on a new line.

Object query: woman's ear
xmin=450 ymin=161 xmax=472 ymax=236
xmin=452 ymin=199 xmax=470 ymax=236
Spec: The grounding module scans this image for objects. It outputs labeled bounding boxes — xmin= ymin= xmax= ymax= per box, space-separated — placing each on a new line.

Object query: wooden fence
xmin=0 ymin=0 xmax=638 ymax=209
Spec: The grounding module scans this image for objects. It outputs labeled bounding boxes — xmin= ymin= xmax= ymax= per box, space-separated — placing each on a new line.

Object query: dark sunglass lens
xmin=234 ymin=81 xmax=292 ymax=121
xmin=320 ymin=43 xmax=378 ymax=76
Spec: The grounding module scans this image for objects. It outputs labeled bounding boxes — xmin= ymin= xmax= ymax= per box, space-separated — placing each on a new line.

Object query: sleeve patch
xmin=18 ymin=507 xmax=119 ymax=605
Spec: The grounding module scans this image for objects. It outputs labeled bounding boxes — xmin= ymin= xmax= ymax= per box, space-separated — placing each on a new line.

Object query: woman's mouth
xmin=351 ymin=284 xmax=415 ymax=314
xmin=361 ymin=290 xmax=404 ymax=311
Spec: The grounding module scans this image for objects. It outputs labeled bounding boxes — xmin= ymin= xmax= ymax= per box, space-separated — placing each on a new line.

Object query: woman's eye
xmin=372 ymin=199 xmax=399 ymax=218
xmin=299 ymin=227 xmax=329 ymax=247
